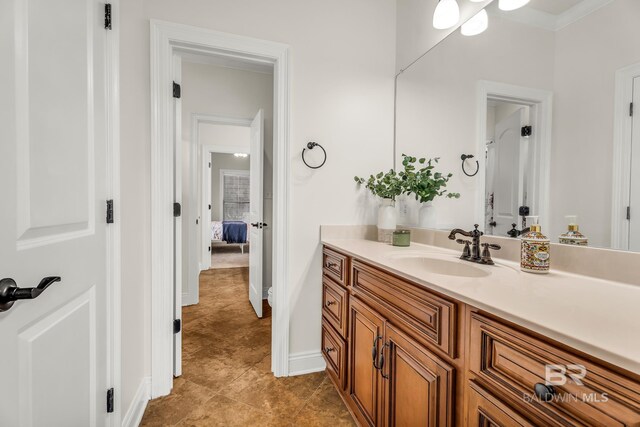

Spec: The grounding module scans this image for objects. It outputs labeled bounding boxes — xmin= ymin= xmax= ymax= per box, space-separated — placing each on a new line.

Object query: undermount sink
xmin=388 ymin=254 xmax=491 ymax=278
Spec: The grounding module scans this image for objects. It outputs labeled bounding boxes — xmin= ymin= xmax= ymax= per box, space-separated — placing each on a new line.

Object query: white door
xmin=490 ymin=108 xmax=525 ymax=236
xmin=0 ymin=0 xmax=111 ymax=425
xmin=249 ymin=110 xmax=264 ymax=318
xmin=201 ymin=151 xmax=212 ymax=270
xmin=630 ymin=76 xmax=640 ymax=251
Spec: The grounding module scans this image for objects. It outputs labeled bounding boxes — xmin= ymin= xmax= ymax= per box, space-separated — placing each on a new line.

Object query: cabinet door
xmin=382 ymin=323 xmax=455 ymax=427
xmin=467 ymin=381 xmax=534 ymax=427
xmin=348 ymin=297 xmax=385 ymax=427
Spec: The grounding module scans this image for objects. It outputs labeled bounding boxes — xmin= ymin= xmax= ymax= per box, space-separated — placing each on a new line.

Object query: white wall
xmin=119 ymin=0 xmax=396 ymax=416
xmin=211 ymin=153 xmax=250 ymax=222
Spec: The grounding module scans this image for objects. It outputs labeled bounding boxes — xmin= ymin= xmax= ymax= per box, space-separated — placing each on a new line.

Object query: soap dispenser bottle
xmin=558 ymin=215 xmax=588 ymax=246
xmin=520 ymin=216 xmax=550 ymax=274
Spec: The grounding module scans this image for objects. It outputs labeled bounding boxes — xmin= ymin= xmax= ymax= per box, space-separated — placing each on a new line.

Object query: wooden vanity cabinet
xmin=321 ymin=245 xmax=640 ymax=427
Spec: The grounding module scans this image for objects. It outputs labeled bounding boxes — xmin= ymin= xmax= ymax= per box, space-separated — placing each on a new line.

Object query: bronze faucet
xmin=448 ymin=224 xmax=501 ymax=265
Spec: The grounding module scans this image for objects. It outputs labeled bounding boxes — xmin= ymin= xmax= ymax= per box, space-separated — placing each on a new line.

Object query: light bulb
xmin=499 ymin=0 xmax=530 ymax=11
xmin=433 ymin=0 xmax=460 ymax=30
xmin=461 ymin=9 xmax=488 ymax=36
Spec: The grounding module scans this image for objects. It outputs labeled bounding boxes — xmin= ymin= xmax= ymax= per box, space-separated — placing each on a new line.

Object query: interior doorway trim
xmin=476 ymin=80 xmax=553 ymax=230
xmin=150 ymin=20 xmax=291 ymax=398
xmin=611 ymin=62 xmax=640 ymax=250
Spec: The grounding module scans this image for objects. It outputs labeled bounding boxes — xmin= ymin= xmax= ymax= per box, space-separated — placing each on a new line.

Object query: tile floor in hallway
xmin=141 ymin=267 xmax=355 ymax=426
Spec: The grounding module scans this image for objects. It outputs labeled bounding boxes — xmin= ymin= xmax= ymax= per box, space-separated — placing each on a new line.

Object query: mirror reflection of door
xmin=485 ymin=101 xmax=529 ymax=237
xmin=631 ymin=76 xmax=640 ymax=251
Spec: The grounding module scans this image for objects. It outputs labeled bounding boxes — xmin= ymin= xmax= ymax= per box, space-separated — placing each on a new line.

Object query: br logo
xmin=545 ymin=364 xmax=587 ymax=386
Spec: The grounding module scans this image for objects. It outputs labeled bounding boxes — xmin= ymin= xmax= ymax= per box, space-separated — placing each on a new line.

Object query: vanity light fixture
xmin=461 ymin=9 xmax=488 ymax=36
xmin=233 ymin=153 xmax=248 ymax=158
xmin=433 ymin=0 xmax=460 ymax=30
xmin=498 ymin=0 xmax=530 ymax=11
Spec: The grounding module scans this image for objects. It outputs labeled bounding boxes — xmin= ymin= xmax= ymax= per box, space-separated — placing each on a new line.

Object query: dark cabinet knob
xmin=324 ymin=347 xmax=335 ymax=354
xmin=0 ymin=276 xmax=61 ymax=312
xmin=325 ymin=300 xmax=336 ymax=307
xmin=533 ymin=383 xmax=557 ymax=402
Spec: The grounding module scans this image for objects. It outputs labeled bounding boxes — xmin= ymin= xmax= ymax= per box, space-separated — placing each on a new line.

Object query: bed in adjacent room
xmin=211 ymin=220 xmax=249 ymax=253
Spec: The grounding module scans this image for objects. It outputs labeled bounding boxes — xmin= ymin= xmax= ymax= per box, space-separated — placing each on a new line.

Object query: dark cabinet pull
xmin=379 ymin=343 xmax=390 ymax=379
xmin=0 ymin=276 xmax=61 ymax=312
xmin=372 ymin=336 xmax=383 ymax=369
xmin=533 ymin=383 xmax=557 ymax=402
xmin=325 ymin=261 xmax=338 ymax=269
xmin=325 ymin=300 xmax=336 ymax=307
xmin=324 ymin=347 xmax=335 ymax=354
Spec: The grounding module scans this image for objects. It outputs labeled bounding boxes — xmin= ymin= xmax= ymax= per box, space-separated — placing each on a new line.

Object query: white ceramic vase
xmin=377 ymin=199 xmax=397 ymax=243
xmin=418 ymin=202 xmax=437 ymax=229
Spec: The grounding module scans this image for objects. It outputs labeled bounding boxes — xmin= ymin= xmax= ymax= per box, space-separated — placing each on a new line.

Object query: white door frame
xmin=150 ymin=20 xmax=291 ymax=398
xmin=106 ymin=2 xmax=122 ymax=424
xmin=476 ymin=81 xmax=553 ymax=229
xmin=611 ymin=62 xmax=640 ymax=250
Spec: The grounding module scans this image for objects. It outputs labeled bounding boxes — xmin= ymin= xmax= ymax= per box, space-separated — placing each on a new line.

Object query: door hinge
xmin=630 ymin=102 xmax=634 ymax=117
xmin=627 ymin=206 xmax=631 ymax=220
xmin=106 ymin=200 xmax=114 ymax=224
xmin=521 ymin=125 xmax=532 ymax=137
xmin=173 ymin=82 xmax=181 ymax=99
xmin=173 ymin=319 xmax=181 ymax=333
xmin=104 ymin=4 xmax=112 ymax=30
xmin=173 ymin=202 xmax=181 ymax=217
xmin=208 ymin=246 xmax=211 ymax=252
xmin=106 ymin=388 xmax=114 ymax=413
xmin=209 ymin=162 xmax=211 ymax=168
xmin=208 ymin=204 xmax=211 ymax=210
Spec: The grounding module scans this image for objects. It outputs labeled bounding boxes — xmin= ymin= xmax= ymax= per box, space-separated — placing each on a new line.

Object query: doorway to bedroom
xmin=210 ymin=157 xmax=251 ymax=269
xmin=173 ymin=50 xmax=275 ymax=383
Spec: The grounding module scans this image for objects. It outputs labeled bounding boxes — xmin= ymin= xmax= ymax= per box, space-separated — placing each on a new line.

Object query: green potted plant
xmin=400 ymin=154 xmax=460 ymax=228
xmin=354 ymin=169 xmax=404 ymax=242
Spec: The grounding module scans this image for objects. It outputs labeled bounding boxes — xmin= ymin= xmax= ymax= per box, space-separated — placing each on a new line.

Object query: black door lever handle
xmin=0 ymin=276 xmax=61 ymax=312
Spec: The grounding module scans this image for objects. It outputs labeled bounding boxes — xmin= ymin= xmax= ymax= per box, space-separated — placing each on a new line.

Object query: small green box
xmin=392 ymin=229 xmax=411 ymax=247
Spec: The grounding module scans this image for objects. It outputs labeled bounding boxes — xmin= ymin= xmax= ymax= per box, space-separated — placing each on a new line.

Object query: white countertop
xmin=322 ymin=237 xmax=640 ymax=375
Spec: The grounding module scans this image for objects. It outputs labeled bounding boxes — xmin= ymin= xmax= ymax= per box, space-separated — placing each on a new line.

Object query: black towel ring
xmin=461 ymin=154 xmax=479 ymax=177
xmin=302 ymin=142 xmax=327 ymax=169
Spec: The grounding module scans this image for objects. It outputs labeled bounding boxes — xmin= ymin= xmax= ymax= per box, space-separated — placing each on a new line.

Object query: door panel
xmin=348 ymin=297 xmax=384 ymax=427
xmin=383 ymin=323 xmax=454 ymax=427
xmin=249 ymin=109 xmax=264 ymax=318
xmin=490 ymin=108 xmax=525 ymax=236
xmin=0 ymin=0 xmax=109 ymax=425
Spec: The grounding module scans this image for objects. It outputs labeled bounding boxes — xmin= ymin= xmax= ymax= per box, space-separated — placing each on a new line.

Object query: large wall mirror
xmin=395 ymin=0 xmax=640 ymax=251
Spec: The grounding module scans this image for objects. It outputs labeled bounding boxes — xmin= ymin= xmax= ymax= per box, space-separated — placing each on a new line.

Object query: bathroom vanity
xmin=320 ymin=239 xmax=640 ymax=426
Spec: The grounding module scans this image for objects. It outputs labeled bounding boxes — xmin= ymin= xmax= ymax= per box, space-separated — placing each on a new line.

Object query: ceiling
xmin=493 ymin=0 xmax=614 ymax=31
xmin=528 ymin=0 xmax=585 ymax=16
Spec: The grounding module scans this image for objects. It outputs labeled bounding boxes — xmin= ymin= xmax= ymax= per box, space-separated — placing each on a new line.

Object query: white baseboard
xmin=122 ymin=377 xmax=151 ymax=427
xmin=288 ymin=350 xmax=326 ymax=376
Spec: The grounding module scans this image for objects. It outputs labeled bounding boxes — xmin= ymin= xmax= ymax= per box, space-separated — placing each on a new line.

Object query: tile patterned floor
xmin=140 ymin=267 xmax=355 ymax=426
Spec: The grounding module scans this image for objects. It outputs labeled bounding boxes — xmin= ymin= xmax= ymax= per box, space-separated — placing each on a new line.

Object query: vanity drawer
xmin=469 ymin=312 xmax=640 ymax=427
xmin=323 ymin=247 xmax=349 ymax=287
xmin=322 ymin=276 xmax=348 ymax=338
xmin=322 ymin=320 xmax=347 ymax=389
xmin=351 ymin=259 xmax=458 ymax=358
xmin=467 ymin=380 xmax=534 ymax=427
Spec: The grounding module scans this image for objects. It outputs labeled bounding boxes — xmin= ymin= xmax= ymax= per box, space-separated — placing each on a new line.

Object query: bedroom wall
xmin=119 ymin=0 xmax=396 ymax=416
xmin=211 ymin=153 xmax=250 ymax=222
